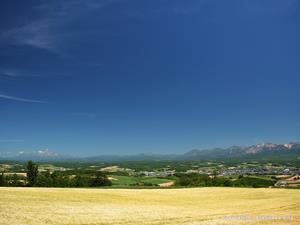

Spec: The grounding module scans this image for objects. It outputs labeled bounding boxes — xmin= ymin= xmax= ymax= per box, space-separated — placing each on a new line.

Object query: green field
xmin=111 ymin=175 xmax=174 ymax=186
xmin=1 ymin=187 xmax=299 ymax=225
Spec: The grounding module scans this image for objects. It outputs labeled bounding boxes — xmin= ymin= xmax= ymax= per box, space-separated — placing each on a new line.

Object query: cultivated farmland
xmin=0 ymin=187 xmax=299 ymax=225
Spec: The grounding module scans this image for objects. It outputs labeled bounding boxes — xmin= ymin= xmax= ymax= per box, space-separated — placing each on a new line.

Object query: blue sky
xmin=0 ymin=0 xmax=300 ymax=156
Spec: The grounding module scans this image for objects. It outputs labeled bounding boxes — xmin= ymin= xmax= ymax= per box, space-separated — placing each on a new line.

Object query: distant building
xmin=274 ymin=181 xmax=288 ymax=188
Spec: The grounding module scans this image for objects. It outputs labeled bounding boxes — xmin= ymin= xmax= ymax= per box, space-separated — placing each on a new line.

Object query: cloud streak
xmin=1 ymin=0 xmax=204 ymax=55
xmin=0 ymin=69 xmax=41 ymax=78
xmin=0 ymin=71 xmax=19 ymax=77
xmin=2 ymin=18 xmax=60 ymax=53
xmin=1 ymin=0 xmax=116 ymax=54
xmin=0 ymin=94 xmax=47 ymax=103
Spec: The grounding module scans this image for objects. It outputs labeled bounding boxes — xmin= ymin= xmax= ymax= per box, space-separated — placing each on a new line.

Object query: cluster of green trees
xmin=0 ymin=173 xmax=24 ymax=186
xmin=34 ymin=171 xmax=112 ymax=187
xmin=0 ymin=161 xmax=112 ymax=188
xmin=175 ymin=174 xmax=276 ymax=188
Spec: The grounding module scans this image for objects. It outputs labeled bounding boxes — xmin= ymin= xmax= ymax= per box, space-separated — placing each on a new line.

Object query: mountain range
xmin=1 ymin=142 xmax=300 ymax=162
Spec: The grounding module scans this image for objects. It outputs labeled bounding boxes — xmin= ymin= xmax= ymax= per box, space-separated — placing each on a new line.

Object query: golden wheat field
xmin=0 ymin=187 xmax=299 ymax=225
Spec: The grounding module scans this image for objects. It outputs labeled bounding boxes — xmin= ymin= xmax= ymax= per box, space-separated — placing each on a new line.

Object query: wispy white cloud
xmin=0 ymin=94 xmax=47 ymax=103
xmin=1 ymin=0 xmax=116 ymax=54
xmin=2 ymin=18 xmax=61 ymax=53
xmin=0 ymin=71 xmax=18 ymax=77
xmin=0 ymin=69 xmax=41 ymax=77
xmin=3 ymin=0 xmax=205 ymax=55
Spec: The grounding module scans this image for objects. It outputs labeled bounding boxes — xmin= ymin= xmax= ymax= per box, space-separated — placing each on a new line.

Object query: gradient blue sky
xmin=0 ymin=0 xmax=300 ymax=156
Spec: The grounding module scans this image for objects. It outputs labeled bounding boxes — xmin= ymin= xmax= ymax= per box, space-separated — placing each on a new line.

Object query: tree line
xmin=0 ymin=160 xmax=112 ymax=188
xmin=175 ymin=173 xmax=276 ymax=188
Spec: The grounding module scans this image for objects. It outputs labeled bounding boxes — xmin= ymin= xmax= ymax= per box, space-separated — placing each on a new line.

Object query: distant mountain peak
xmin=36 ymin=149 xmax=61 ymax=157
xmin=0 ymin=149 xmax=66 ymax=161
xmin=1 ymin=140 xmax=300 ymax=162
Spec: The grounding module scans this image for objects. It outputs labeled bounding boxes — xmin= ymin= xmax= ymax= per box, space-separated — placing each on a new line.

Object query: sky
xmin=0 ymin=0 xmax=300 ymax=156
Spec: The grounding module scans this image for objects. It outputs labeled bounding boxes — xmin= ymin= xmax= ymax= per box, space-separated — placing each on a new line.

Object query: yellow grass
xmin=0 ymin=187 xmax=299 ymax=225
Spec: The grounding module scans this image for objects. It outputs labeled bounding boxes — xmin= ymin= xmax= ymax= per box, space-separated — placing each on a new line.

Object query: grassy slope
xmin=1 ymin=187 xmax=300 ymax=225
